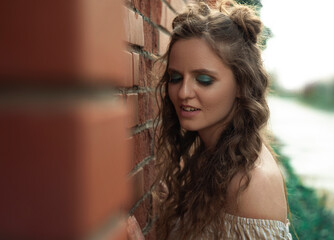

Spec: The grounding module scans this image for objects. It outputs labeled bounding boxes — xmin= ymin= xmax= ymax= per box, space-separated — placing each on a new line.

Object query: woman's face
xmin=168 ymin=38 xmax=238 ymax=140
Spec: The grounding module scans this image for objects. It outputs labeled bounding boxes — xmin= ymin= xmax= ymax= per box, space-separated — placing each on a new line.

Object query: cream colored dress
xmin=223 ymin=213 xmax=292 ymax=239
xmin=169 ymin=214 xmax=292 ymax=239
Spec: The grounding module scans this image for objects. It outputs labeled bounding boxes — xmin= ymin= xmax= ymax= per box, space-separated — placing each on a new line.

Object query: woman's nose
xmin=178 ymin=76 xmax=195 ymax=100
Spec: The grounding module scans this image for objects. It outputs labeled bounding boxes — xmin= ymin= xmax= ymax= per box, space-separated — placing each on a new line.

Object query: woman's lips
xmin=179 ymin=105 xmax=201 ymax=117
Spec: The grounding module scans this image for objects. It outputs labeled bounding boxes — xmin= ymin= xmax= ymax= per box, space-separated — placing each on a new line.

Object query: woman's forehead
xmin=169 ymin=38 xmax=230 ymax=72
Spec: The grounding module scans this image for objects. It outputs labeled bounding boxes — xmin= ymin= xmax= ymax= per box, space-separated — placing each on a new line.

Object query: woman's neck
xmin=198 ymin=124 xmax=225 ymax=149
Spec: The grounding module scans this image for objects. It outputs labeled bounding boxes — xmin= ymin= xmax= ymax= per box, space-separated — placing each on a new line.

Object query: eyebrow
xmin=168 ymin=67 xmax=218 ymax=76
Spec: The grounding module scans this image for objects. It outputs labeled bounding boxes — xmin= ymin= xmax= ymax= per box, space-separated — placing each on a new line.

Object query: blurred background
xmin=261 ymin=0 xmax=334 ymax=238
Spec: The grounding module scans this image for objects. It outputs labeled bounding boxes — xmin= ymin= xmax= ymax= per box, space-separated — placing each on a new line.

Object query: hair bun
xmin=184 ymin=1 xmax=211 ymax=16
xmin=172 ymin=2 xmax=210 ymax=29
xmin=217 ymin=0 xmax=262 ymax=44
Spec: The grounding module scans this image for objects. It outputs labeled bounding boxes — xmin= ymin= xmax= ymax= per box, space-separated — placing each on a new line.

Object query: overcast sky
xmin=261 ymin=0 xmax=334 ymax=90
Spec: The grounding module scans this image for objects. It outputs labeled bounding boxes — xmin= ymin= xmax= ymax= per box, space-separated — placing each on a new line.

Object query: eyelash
xmin=168 ymin=72 xmax=213 ymax=86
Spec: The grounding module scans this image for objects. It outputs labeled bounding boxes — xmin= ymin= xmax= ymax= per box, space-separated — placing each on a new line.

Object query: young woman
xmin=128 ymin=0 xmax=292 ymax=239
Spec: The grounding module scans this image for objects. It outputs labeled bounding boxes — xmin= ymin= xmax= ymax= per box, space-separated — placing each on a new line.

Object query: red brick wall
xmin=0 ymin=0 xmax=187 ymax=239
xmin=123 ymin=0 xmax=187 ymax=239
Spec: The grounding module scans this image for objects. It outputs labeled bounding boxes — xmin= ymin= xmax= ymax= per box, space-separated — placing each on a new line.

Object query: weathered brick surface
xmin=125 ymin=8 xmax=145 ymax=47
xmin=139 ymin=56 xmax=154 ymax=87
xmin=150 ymin=0 xmax=162 ymax=25
xmin=124 ymin=51 xmax=134 ymax=87
xmin=133 ymin=129 xmax=153 ymax=167
xmin=161 ymin=3 xmax=177 ymax=32
xmin=143 ymin=159 xmax=157 ymax=193
xmin=144 ymin=21 xmax=155 ymax=53
xmin=132 ymin=52 xmax=140 ymax=86
xmin=131 ymin=168 xmax=145 ymax=206
xmin=133 ymin=194 xmax=151 ymax=229
xmin=138 ymin=92 xmax=155 ymax=124
xmin=133 ymin=0 xmax=151 ymax=17
xmin=126 ymin=93 xmax=139 ymax=128
xmin=159 ymin=30 xmax=171 ymax=55
xmin=0 ymin=0 xmax=127 ymax=84
xmin=123 ymin=1 xmax=185 ymax=238
xmin=0 ymin=102 xmax=131 ymax=239
xmin=170 ymin=0 xmax=187 ymax=13
xmin=0 ymin=0 xmax=188 ymax=239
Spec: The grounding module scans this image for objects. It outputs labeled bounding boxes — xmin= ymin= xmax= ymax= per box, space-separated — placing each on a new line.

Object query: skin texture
xmin=225 ymin=144 xmax=288 ymax=223
xmin=167 ymin=38 xmax=238 ymax=148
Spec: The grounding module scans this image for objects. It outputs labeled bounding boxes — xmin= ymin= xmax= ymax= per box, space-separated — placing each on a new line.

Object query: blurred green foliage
xmin=269 ymin=72 xmax=334 ymax=112
xmin=272 ymin=144 xmax=334 ymax=240
xmin=298 ymin=80 xmax=334 ymax=112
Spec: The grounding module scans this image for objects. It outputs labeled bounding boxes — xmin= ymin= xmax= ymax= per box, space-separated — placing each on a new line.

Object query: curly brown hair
xmin=153 ymin=0 xmax=271 ymax=239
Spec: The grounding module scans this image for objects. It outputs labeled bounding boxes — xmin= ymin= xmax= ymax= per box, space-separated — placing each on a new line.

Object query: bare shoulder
xmin=226 ymin=144 xmax=287 ymax=223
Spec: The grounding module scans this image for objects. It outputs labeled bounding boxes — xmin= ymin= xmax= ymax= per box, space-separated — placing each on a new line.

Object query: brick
xmin=131 ymin=168 xmax=145 ymax=207
xmin=133 ymin=0 xmax=140 ymax=10
xmin=144 ymin=21 xmax=154 ymax=53
xmin=170 ymin=0 xmax=187 ymax=13
xmin=0 ymin=101 xmax=131 ymax=239
xmin=149 ymin=93 xmax=159 ymax=121
xmin=133 ymin=0 xmax=150 ymax=18
xmin=138 ymin=92 xmax=156 ymax=124
xmin=133 ymin=194 xmax=151 ymax=229
xmin=132 ymin=52 xmax=140 ymax=86
xmin=160 ymin=3 xmax=176 ymax=33
xmin=152 ymin=60 xmax=166 ymax=86
xmin=133 ymin=130 xmax=153 ymax=167
xmin=159 ymin=30 xmax=170 ymax=56
xmin=138 ymin=55 xmax=153 ymax=87
xmin=139 ymin=56 xmax=157 ymax=87
xmin=160 ymin=3 xmax=167 ymax=29
xmin=0 ymin=0 xmax=127 ymax=84
xmin=125 ymin=8 xmax=145 ymax=47
xmin=152 ymin=26 xmax=159 ymax=55
xmin=150 ymin=0 xmax=162 ymax=25
xmin=78 ymin=0 xmax=127 ymax=83
xmin=144 ymin=58 xmax=154 ymax=87
xmin=122 ymin=51 xmax=134 ymax=87
xmin=143 ymin=159 xmax=157 ymax=193
xmin=114 ymin=93 xmax=126 ymax=103
xmin=138 ymin=92 xmax=148 ymax=124
xmin=123 ymin=6 xmax=131 ymax=43
xmin=122 ymin=137 xmax=135 ymax=212
xmin=126 ymin=93 xmax=139 ymax=128
xmin=137 ymin=55 xmax=145 ymax=87
xmin=145 ymin=198 xmax=157 ymax=240
xmin=166 ymin=5 xmax=177 ymax=32
xmin=126 ymin=137 xmax=135 ymax=175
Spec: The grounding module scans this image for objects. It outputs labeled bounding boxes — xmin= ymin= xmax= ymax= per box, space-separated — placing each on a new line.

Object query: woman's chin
xmin=180 ymin=124 xmax=199 ymax=132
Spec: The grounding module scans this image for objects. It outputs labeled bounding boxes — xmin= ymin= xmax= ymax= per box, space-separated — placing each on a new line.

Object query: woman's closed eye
xmin=169 ymin=72 xmax=183 ymax=83
xmin=196 ymin=74 xmax=213 ymax=86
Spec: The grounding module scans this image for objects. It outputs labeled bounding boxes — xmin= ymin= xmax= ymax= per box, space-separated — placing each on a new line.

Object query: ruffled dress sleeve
xmin=224 ymin=213 xmax=293 ymax=240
